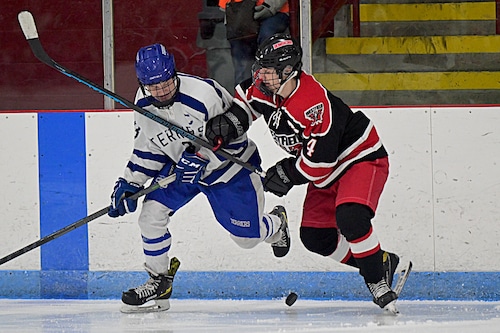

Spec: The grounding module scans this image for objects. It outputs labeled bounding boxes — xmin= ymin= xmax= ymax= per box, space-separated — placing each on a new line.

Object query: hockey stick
xmin=0 ymin=174 xmax=176 ymax=266
xmin=17 ymin=11 xmax=265 ymax=178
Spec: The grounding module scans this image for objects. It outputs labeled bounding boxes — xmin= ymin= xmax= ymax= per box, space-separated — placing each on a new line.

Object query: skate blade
xmin=383 ymin=300 xmax=399 ymax=315
xmin=120 ymin=299 xmax=170 ymax=313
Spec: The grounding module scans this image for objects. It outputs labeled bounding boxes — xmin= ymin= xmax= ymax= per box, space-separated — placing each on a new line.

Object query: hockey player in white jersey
xmin=107 ymin=43 xmax=290 ymax=313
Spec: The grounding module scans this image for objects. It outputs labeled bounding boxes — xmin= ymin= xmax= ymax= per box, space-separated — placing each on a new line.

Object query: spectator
xmin=220 ymin=0 xmax=290 ymax=84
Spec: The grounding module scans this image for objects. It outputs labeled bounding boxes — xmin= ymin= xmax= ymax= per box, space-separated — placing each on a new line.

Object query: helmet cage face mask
xmin=135 ymin=43 xmax=179 ymax=107
xmin=252 ymin=34 xmax=302 ymax=96
xmin=252 ymin=64 xmax=294 ymax=96
xmin=251 ymin=63 xmax=274 ymax=96
xmin=143 ymin=76 xmax=180 ymax=108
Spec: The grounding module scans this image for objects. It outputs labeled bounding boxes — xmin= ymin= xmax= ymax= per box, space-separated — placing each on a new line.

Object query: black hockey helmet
xmin=252 ymin=33 xmax=302 ymax=95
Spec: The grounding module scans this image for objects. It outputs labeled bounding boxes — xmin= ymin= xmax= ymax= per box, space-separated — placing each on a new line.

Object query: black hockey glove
xmin=263 ymin=157 xmax=308 ymax=197
xmin=205 ymin=106 xmax=249 ymax=149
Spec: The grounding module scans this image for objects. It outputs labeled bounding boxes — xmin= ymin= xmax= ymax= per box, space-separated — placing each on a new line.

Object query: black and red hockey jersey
xmin=233 ymin=72 xmax=388 ymax=188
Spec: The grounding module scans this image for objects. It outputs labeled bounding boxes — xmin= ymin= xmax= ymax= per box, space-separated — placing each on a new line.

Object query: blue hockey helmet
xmin=135 ymin=43 xmax=176 ymax=85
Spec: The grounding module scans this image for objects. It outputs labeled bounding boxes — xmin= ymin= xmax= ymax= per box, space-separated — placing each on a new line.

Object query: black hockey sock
xmin=355 ymin=249 xmax=384 ymax=283
xmin=343 ymin=253 xmax=359 ymax=268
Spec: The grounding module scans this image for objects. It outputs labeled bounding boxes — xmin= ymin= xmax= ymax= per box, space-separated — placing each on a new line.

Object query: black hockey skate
xmin=120 ymin=257 xmax=180 ymax=313
xmin=383 ymin=251 xmax=400 ymax=288
xmin=366 ymin=279 xmax=398 ymax=313
xmin=365 ymin=252 xmax=400 ymax=314
xmin=269 ymin=205 xmax=290 ymax=258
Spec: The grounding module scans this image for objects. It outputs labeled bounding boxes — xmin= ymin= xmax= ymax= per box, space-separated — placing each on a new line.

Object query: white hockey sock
xmin=145 ymin=256 xmax=170 ymax=276
xmin=263 ymin=213 xmax=283 ymax=243
xmin=327 ymin=232 xmax=351 ymax=263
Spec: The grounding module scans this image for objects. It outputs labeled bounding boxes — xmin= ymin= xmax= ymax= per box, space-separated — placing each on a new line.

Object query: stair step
xmin=314 ymin=71 xmax=500 ymax=90
xmin=358 ymin=21 xmax=495 ymax=36
xmin=320 ymin=53 xmax=498 ymax=73
xmin=324 ymin=90 xmax=498 ymax=106
xmin=359 ymin=2 xmax=495 ymax=22
xmin=326 ymin=35 xmax=500 ymax=54
xmin=313 ymin=1 xmax=500 ymax=105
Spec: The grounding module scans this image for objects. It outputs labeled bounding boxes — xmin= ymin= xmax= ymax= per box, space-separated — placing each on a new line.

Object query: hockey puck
xmin=285 ymin=292 xmax=298 ymax=306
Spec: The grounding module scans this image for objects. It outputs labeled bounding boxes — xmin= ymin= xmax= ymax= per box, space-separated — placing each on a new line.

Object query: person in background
xmin=205 ymin=34 xmax=408 ymax=312
xmin=108 ymin=42 xmax=290 ymax=313
xmin=220 ymin=0 xmax=290 ymax=85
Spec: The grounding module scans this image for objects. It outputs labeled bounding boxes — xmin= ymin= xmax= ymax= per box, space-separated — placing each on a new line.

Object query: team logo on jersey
xmin=134 ymin=121 xmax=141 ymax=139
xmin=270 ymin=129 xmax=302 ymax=156
xmin=270 ymin=109 xmax=282 ymax=129
xmin=304 ymin=103 xmax=324 ymax=126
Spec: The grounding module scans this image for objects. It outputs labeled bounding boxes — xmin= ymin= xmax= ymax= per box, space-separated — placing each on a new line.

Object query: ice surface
xmin=0 ymin=299 xmax=499 ymax=333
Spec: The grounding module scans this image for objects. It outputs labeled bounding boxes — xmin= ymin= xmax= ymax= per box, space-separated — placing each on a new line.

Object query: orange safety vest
xmin=219 ymin=0 xmax=289 ymax=14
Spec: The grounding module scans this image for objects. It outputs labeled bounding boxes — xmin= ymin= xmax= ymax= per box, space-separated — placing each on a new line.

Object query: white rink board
xmin=85 ymin=112 xmax=142 ymax=271
xmin=362 ymin=108 xmax=434 ymax=271
xmin=431 ymin=107 xmax=500 ymax=271
xmin=0 ymin=114 xmax=40 ymax=270
xmin=1 ymin=107 xmax=500 ymax=273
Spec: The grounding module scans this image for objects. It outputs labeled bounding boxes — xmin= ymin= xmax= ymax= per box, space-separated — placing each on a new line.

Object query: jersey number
xmin=306 ymin=139 xmax=317 ymax=157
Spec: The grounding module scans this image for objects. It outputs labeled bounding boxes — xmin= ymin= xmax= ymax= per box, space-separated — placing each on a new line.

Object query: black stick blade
xmin=18 ymin=11 xmax=55 ymax=66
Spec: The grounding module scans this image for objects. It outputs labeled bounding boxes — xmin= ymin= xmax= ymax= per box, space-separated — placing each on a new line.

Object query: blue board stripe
xmin=0 ymin=271 xmax=499 ymax=301
xmin=38 ymin=112 xmax=88 ymax=297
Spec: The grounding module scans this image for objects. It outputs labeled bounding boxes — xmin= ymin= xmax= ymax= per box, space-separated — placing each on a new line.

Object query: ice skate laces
xmin=367 ymin=280 xmax=392 ymax=300
xmin=270 ymin=206 xmax=288 ymax=248
xmin=132 ymin=276 xmax=162 ymax=299
xmin=269 ymin=206 xmax=290 ymax=258
xmin=273 ymin=228 xmax=288 ymax=247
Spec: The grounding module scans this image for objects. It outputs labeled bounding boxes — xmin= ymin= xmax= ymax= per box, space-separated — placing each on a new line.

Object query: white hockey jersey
xmin=122 ymin=73 xmax=258 ymax=186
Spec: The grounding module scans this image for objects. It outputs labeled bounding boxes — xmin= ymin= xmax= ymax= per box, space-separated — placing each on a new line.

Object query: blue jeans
xmin=229 ymin=12 xmax=290 ymax=85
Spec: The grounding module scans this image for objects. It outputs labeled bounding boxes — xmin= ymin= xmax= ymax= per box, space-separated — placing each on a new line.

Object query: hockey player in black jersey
xmin=206 ymin=34 xmax=411 ymax=313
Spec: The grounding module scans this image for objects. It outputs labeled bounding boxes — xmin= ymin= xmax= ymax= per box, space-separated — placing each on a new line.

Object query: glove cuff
xmin=280 ymin=158 xmax=309 ymax=185
xmin=224 ymin=106 xmax=249 ymax=138
xmin=119 ymin=177 xmax=142 ymax=189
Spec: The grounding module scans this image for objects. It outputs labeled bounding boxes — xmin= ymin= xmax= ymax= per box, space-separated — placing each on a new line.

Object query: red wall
xmin=0 ymin=1 xmax=206 ymax=110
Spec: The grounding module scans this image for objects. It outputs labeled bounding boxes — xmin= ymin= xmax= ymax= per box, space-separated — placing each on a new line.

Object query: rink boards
xmin=0 ymin=106 xmax=499 ymax=300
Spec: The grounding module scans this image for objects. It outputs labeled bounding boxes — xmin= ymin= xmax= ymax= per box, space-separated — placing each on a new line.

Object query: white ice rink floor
xmin=1 ymin=299 xmax=499 ymax=333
